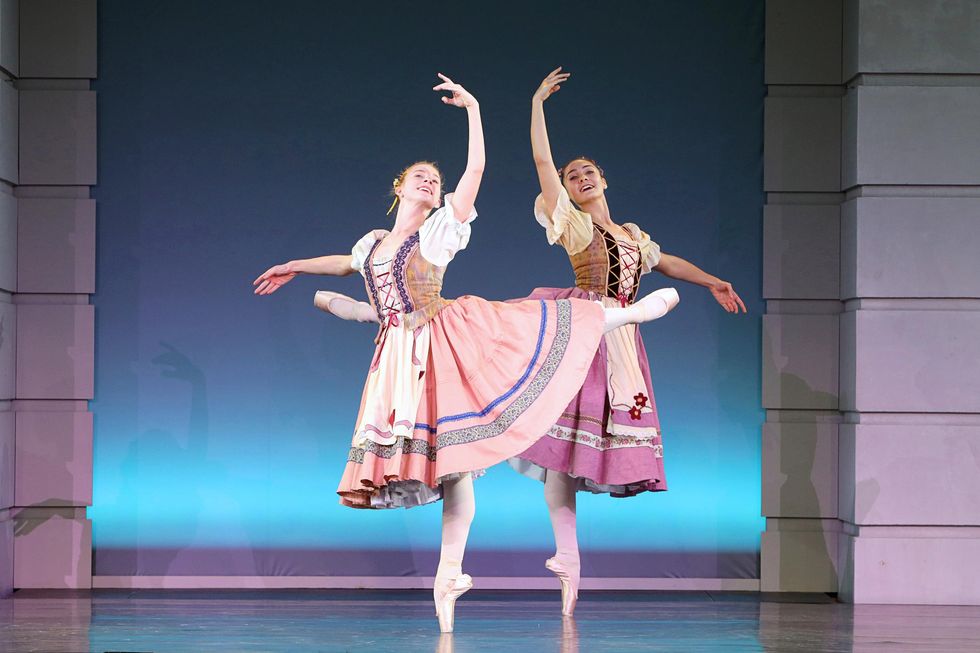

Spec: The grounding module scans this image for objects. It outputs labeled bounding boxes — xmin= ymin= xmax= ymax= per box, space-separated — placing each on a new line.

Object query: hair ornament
xmin=386 ymin=177 xmax=403 ymax=215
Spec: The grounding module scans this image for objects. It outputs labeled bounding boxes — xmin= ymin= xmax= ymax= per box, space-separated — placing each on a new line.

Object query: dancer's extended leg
xmin=544 ymin=470 xmax=580 ymax=616
xmin=602 ymin=287 xmax=679 ymax=333
xmin=313 ymin=290 xmax=378 ymax=323
xmin=434 ymin=472 xmax=476 ymax=632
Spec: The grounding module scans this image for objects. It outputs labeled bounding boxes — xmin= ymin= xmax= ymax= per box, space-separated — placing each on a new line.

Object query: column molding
xmin=760 ymin=0 xmax=845 ymax=594
xmin=5 ymin=0 xmax=98 ymax=593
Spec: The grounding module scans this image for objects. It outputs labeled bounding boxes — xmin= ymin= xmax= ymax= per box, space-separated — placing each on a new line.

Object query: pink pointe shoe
xmin=545 ymin=557 xmax=580 ymax=617
xmin=434 ymin=574 xmax=473 ymax=633
xmin=313 ymin=290 xmax=378 ymax=323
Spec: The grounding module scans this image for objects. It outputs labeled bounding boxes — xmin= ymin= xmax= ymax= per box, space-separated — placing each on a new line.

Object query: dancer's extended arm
xmin=433 ymin=74 xmax=484 ymax=222
xmin=252 ymin=254 xmax=354 ymax=296
xmin=531 ymin=67 xmax=571 ymax=215
xmin=654 ymin=254 xmax=746 ymax=313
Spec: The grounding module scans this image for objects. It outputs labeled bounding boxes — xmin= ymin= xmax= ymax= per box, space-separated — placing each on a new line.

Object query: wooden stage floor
xmin=2 ymin=589 xmax=980 ymax=652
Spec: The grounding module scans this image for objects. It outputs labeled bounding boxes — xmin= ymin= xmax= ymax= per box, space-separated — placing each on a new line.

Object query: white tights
xmin=314 ymin=287 xmax=679 ymax=334
xmin=602 ymin=287 xmax=679 ymax=333
xmin=435 ymin=473 xmax=475 ymax=589
xmin=545 ymin=470 xmax=580 ymax=572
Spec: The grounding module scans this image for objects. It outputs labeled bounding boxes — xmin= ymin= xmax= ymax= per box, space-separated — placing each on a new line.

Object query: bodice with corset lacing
xmin=366 ymin=252 xmax=409 ymax=372
xmin=594 ymin=224 xmax=642 ymax=307
xmin=371 ymin=254 xmax=404 ymax=329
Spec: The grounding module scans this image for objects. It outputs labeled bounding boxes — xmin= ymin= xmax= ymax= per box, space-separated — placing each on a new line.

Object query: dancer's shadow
xmin=762 ymin=326 xmax=839 ymax=592
xmin=114 ymin=342 xmax=243 ymax=575
xmin=12 ymin=392 xmax=86 ymax=586
xmin=7 ymin=300 xmax=92 ymax=586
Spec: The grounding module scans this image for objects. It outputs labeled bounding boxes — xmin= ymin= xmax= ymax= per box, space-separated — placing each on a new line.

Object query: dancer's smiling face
xmin=397 ymin=163 xmax=442 ymax=210
xmin=561 ymin=158 xmax=607 ymax=205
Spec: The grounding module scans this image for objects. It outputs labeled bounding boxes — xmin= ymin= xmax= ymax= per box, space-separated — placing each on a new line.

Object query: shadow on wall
xmin=12 ymin=504 xmax=85 ymax=589
xmin=12 ymin=306 xmax=91 ymax=587
xmin=112 ymin=342 xmax=252 ymax=576
xmin=763 ymin=325 xmax=839 ymax=592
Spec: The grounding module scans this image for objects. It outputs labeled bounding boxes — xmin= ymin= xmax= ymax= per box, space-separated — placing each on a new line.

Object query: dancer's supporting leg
xmin=434 ymin=472 xmax=476 ymax=633
xmin=602 ymin=287 xmax=680 ymax=333
xmin=537 ymin=286 xmax=678 ymax=617
xmin=544 ymin=470 xmax=580 ymax=616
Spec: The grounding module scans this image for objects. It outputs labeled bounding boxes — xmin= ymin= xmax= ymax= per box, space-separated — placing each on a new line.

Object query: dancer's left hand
xmin=433 ymin=73 xmax=477 ymax=108
xmin=710 ymin=281 xmax=747 ymax=313
xmin=253 ymin=263 xmax=296 ymax=295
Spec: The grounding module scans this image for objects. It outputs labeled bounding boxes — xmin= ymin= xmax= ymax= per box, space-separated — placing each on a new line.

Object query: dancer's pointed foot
xmin=635 ymin=287 xmax=679 ymax=322
xmin=545 ymin=557 xmax=580 ymax=617
xmin=433 ymin=573 xmax=473 ymax=633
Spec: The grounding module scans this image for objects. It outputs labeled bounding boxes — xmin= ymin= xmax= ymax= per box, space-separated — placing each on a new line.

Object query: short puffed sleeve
xmin=533 ymin=188 xmax=594 ymax=255
xmin=623 ymin=223 xmax=662 ymax=274
xmin=418 ymin=193 xmax=477 ymax=266
xmin=350 ymin=229 xmax=390 ymax=274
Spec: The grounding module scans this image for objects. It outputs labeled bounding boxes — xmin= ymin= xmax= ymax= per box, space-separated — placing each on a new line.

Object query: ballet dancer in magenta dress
xmin=510 ymin=68 xmax=747 ymax=616
xmin=253 ymin=75 xmax=679 ymax=632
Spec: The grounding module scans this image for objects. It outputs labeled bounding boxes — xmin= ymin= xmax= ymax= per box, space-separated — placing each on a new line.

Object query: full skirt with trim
xmin=509 ymin=287 xmax=668 ymax=497
xmin=337 ymin=295 xmax=604 ymax=508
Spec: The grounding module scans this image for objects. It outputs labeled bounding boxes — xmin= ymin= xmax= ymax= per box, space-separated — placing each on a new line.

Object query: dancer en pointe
xmin=509 ymin=68 xmax=748 ymax=617
xmin=253 ymin=75 xmax=675 ymax=632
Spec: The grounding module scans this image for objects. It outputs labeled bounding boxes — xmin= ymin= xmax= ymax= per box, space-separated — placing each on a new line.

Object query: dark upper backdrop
xmin=92 ymin=0 xmax=765 ymax=578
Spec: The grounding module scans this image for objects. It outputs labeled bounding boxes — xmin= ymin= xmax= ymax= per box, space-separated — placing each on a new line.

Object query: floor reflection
xmin=1 ymin=590 xmax=979 ymax=652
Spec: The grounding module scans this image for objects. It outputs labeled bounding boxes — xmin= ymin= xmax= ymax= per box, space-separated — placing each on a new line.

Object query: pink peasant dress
xmin=510 ymin=188 xmax=669 ymax=497
xmin=336 ymin=199 xmax=605 ymax=508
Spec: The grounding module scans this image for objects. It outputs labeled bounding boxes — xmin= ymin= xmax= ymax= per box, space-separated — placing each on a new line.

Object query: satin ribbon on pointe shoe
xmin=434 ymin=574 xmax=473 ymax=633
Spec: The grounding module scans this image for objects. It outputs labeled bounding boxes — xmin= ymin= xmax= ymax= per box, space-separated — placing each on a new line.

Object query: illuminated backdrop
xmin=91 ymin=0 xmax=765 ymax=578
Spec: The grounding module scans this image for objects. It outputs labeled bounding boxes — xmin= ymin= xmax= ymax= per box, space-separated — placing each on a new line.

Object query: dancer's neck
xmin=579 ymin=196 xmax=613 ymax=227
xmin=391 ymin=200 xmax=429 ymax=235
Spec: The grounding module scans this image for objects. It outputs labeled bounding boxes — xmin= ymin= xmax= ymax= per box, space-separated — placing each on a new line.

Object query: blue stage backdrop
xmin=92 ymin=0 xmax=765 ymax=579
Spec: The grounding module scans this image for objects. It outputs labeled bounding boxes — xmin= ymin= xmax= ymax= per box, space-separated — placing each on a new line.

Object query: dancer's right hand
xmin=533 ymin=67 xmax=571 ymax=103
xmin=253 ymin=263 xmax=296 ymax=295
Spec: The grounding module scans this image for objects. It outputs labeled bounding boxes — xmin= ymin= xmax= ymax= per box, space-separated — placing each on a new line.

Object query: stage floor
xmin=2 ymin=589 xmax=980 ymax=652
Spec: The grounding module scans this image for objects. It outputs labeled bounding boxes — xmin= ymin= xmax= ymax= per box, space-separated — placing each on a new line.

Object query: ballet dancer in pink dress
xmin=509 ymin=68 xmax=747 ymax=616
xmin=253 ymin=74 xmax=679 ymax=632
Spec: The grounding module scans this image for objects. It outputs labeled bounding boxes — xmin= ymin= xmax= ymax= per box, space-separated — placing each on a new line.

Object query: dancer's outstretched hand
xmin=709 ymin=281 xmax=747 ymax=314
xmin=533 ymin=67 xmax=570 ymax=103
xmin=433 ymin=73 xmax=477 ymax=108
xmin=253 ymin=263 xmax=296 ymax=295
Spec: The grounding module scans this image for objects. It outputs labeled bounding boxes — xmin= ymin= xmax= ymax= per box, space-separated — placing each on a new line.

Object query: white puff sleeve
xmin=418 ymin=193 xmax=477 ymax=266
xmin=350 ymin=229 xmax=389 ymax=274
xmin=533 ymin=188 xmax=594 ymax=256
xmin=623 ymin=223 xmax=662 ymax=274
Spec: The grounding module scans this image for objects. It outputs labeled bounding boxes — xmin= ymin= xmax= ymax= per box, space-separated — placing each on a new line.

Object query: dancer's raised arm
xmin=531 ymin=67 xmax=571 ymax=215
xmin=433 ymin=74 xmax=483 ymax=222
xmin=252 ymin=254 xmax=354 ymax=296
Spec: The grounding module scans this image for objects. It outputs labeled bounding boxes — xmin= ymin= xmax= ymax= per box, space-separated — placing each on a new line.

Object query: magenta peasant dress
xmin=336 ymin=197 xmax=605 ymax=508
xmin=509 ymin=188 xmax=669 ymax=497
